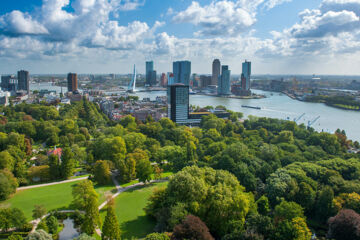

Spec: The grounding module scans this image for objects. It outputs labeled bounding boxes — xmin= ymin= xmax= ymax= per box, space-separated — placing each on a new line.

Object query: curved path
xmin=17 ymin=176 xmax=89 ymax=191
xmin=28 ymin=173 xmax=167 ymax=236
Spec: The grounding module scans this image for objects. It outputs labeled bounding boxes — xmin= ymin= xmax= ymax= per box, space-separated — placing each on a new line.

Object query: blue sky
xmin=0 ymin=0 xmax=359 ymax=74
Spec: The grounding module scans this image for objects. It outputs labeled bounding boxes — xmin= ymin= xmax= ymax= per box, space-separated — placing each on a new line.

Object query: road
xmin=17 ymin=176 xmax=89 ymax=191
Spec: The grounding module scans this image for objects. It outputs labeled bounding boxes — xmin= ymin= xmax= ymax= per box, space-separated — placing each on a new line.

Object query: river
xmin=132 ymin=90 xmax=360 ymax=142
xmin=29 ymin=83 xmax=360 ymax=142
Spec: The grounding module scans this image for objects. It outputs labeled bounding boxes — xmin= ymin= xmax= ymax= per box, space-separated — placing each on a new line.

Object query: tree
xmin=48 ymin=154 xmax=61 ymax=180
xmin=172 ymin=215 xmax=214 ymax=240
xmin=334 ymin=192 xmax=360 ymax=214
xmin=145 ymin=233 xmax=170 ymax=240
xmin=146 ymin=166 xmax=254 ymax=237
xmin=328 ymin=209 xmax=360 ymax=240
xmin=46 ymin=216 xmax=58 ymax=234
xmin=0 ymin=208 xmax=27 ymax=231
xmin=0 ymin=151 xmax=15 ymax=171
xmin=61 ymin=147 xmax=75 ymax=179
xmin=292 ymin=217 xmax=312 ymax=240
xmin=131 ymin=149 xmax=152 ymax=183
xmin=274 ymin=201 xmax=304 ymax=222
xmin=295 ymin=182 xmax=316 ymax=213
xmin=316 ymin=186 xmax=335 ymax=222
xmin=256 ymin=195 xmax=270 ymax=215
xmin=93 ymin=160 xmax=111 ymax=185
xmin=81 ymin=196 xmax=101 ymax=235
xmin=72 ymin=180 xmax=98 ymax=210
xmin=32 ymin=205 xmax=47 ymax=219
xmin=7 ymin=234 xmax=23 ymax=240
xmin=117 ymin=155 xmax=136 ymax=183
xmin=0 ymin=169 xmax=18 ymax=200
xmin=102 ymin=200 xmax=121 ymax=240
xmin=26 ymin=230 xmax=52 ymax=240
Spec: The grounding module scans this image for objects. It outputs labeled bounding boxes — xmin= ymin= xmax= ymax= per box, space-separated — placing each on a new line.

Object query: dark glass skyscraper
xmin=167 ymin=84 xmax=189 ymax=124
xmin=146 ymin=61 xmax=156 ymax=86
xmin=17 ymin=70 xmax=29 ymax=94
xmin=173 ymin=61 xmax=191 ymax=86
xmin=67 ymin=73 xmax=78 ymax=92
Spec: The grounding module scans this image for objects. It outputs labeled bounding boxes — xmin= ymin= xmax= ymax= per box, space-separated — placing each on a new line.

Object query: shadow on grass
xmin=120 ymin=215 xmax=156 ymax=240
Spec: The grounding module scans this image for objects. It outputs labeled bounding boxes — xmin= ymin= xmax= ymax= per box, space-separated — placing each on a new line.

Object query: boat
xmin=241 ymin=105 xmax=261 ymax=110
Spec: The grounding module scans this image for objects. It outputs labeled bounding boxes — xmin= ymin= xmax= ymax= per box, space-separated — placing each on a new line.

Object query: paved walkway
xmin=14 ymin=174 xmax=167 ymax=237
xmin=17 ymin=176 xmax=89 ymax=191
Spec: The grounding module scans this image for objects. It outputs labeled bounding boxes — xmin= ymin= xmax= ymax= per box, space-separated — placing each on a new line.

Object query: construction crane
xmin=308 ymin=116 xmax=320 ymax=128
xmin=294 ymin=113 xmax=305 ymax=123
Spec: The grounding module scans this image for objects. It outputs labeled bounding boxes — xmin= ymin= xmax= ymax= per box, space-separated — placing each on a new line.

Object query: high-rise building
xmin=212 ymin=59 xmax=221 ymax=86
xmin=242 ymin=60 xmax=251 ymax=90
xmin=160 ymin=73 xmax=167 ymax=87
xmin=218 ymin=65 xmax=231 ymax=95
xmin=167 ymin=84 xmax=189 ymax=124
xmin=17 ymin=70 xmax=30 ymax=94
xmin=1 ymin=75 xmax=17 ymax=92
xmin=146 ymin=61 xmax=157 ymax=86
xmin=173 ymin=61 xmax=191 ymax=85
xmin=67 ymin=73 xmax=78 ymax=92
xmin=167 ymin=73 xmax=174 ymax=85
xmin=200 ymin=75 xmax=212 ymax=88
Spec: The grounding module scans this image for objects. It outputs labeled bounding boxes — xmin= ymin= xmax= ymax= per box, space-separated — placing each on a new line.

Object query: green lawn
xmin=0 ymin=181 xmax=79 ymax=220
xmin=0 ymin=180 xmax=116 ymax=221
xmin=101 ymin=181 xmax=168 ymax=240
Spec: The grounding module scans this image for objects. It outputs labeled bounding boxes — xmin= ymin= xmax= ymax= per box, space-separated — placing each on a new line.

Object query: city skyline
xmin=1 ymin=0 xmax=360 ymax=75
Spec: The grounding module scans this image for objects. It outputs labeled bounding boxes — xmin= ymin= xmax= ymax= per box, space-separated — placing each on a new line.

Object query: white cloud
xmin=264 ymin=0 xmax=292 ymax=10
xmin=0 ymin=11 xmax=48 ymax=36
xmin=172 ymin=1 xmax=257 ymax=37
xmin=118 ymin=0 xmax=145 ymax=11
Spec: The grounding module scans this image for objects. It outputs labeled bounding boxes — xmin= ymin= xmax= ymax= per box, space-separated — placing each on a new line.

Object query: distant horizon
xmin=1 ymin=0 xmax=360 ymax=75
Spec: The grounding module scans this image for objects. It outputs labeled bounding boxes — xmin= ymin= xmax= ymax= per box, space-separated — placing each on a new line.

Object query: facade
xmin=1 ymin=75 xmax=17 ymax=91
xmin=146 ymin=61 xmax=157 ymax=86
xmin=17 ymin=70 xmax=30 ymax=94
xmin=242 ymin=60 xmax=251 ymax=91
xmin=67 ymin=73 xmax=78 ymax=92
xmin=167 ymin=73 xmax=175 ymax=85
xmin=200 ymin=75 xmax=212 ymax=88
xmin=167 ymin=84 xmax=189 ymax=124
xmin=218 ymin=65 xmax=231 ymax=95
xmin=160 ymin=73 xmax=167 ymax=87
xmin=212 ymin=59 xmax=221 ymax=86
xmin=173 ymin=61 xmax=191 ymax=85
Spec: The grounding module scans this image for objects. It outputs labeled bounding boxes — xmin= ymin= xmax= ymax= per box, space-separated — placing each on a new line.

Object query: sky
xmin=0 ymin=0 xmax=360 ymax=75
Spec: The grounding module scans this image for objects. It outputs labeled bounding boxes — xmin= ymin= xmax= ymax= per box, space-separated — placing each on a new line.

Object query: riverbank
xmin=195 ymin=92 xmax=266 ymax=99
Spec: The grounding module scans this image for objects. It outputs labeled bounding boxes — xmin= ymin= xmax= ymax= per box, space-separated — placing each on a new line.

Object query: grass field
xmin=101 ymin=181 xmax=168 ymax=240
xmin=0 ymin=180 xmax=116 ymax=221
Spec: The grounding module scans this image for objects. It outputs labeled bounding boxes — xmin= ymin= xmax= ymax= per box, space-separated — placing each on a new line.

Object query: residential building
xmin=173 ymin=61 xmax=191 ymax=85
xmin=67 ymin=73 xmax=78 ymax=92
xmin=212 ymin=59 xmax=221 ymax=86
xmin=1 ymin=75 xmax=17 ymax=92
xmin=200 ymin=75 xmax=212 ymax=88
xmin=218 ymin=65 xmax=231 ymax=95
xmin=160 ymin=73 xmax=167 ymax=87
xmin=17 ymin=70 xmax=30 ymax=94
xmin=167 ymin=84 xmax=189 ymax=124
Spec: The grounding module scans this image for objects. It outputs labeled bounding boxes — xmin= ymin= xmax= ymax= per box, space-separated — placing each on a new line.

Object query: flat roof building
xmin=67 ymin=73 xmax=78 ymax=92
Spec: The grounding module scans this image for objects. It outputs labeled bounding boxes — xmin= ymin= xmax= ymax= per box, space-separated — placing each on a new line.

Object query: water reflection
xmin=58 ymin=218 xmax=79 ymax=240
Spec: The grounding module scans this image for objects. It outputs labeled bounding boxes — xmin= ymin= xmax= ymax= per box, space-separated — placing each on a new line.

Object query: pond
xmin=58 ymin=218 xmax=80 ymax=240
